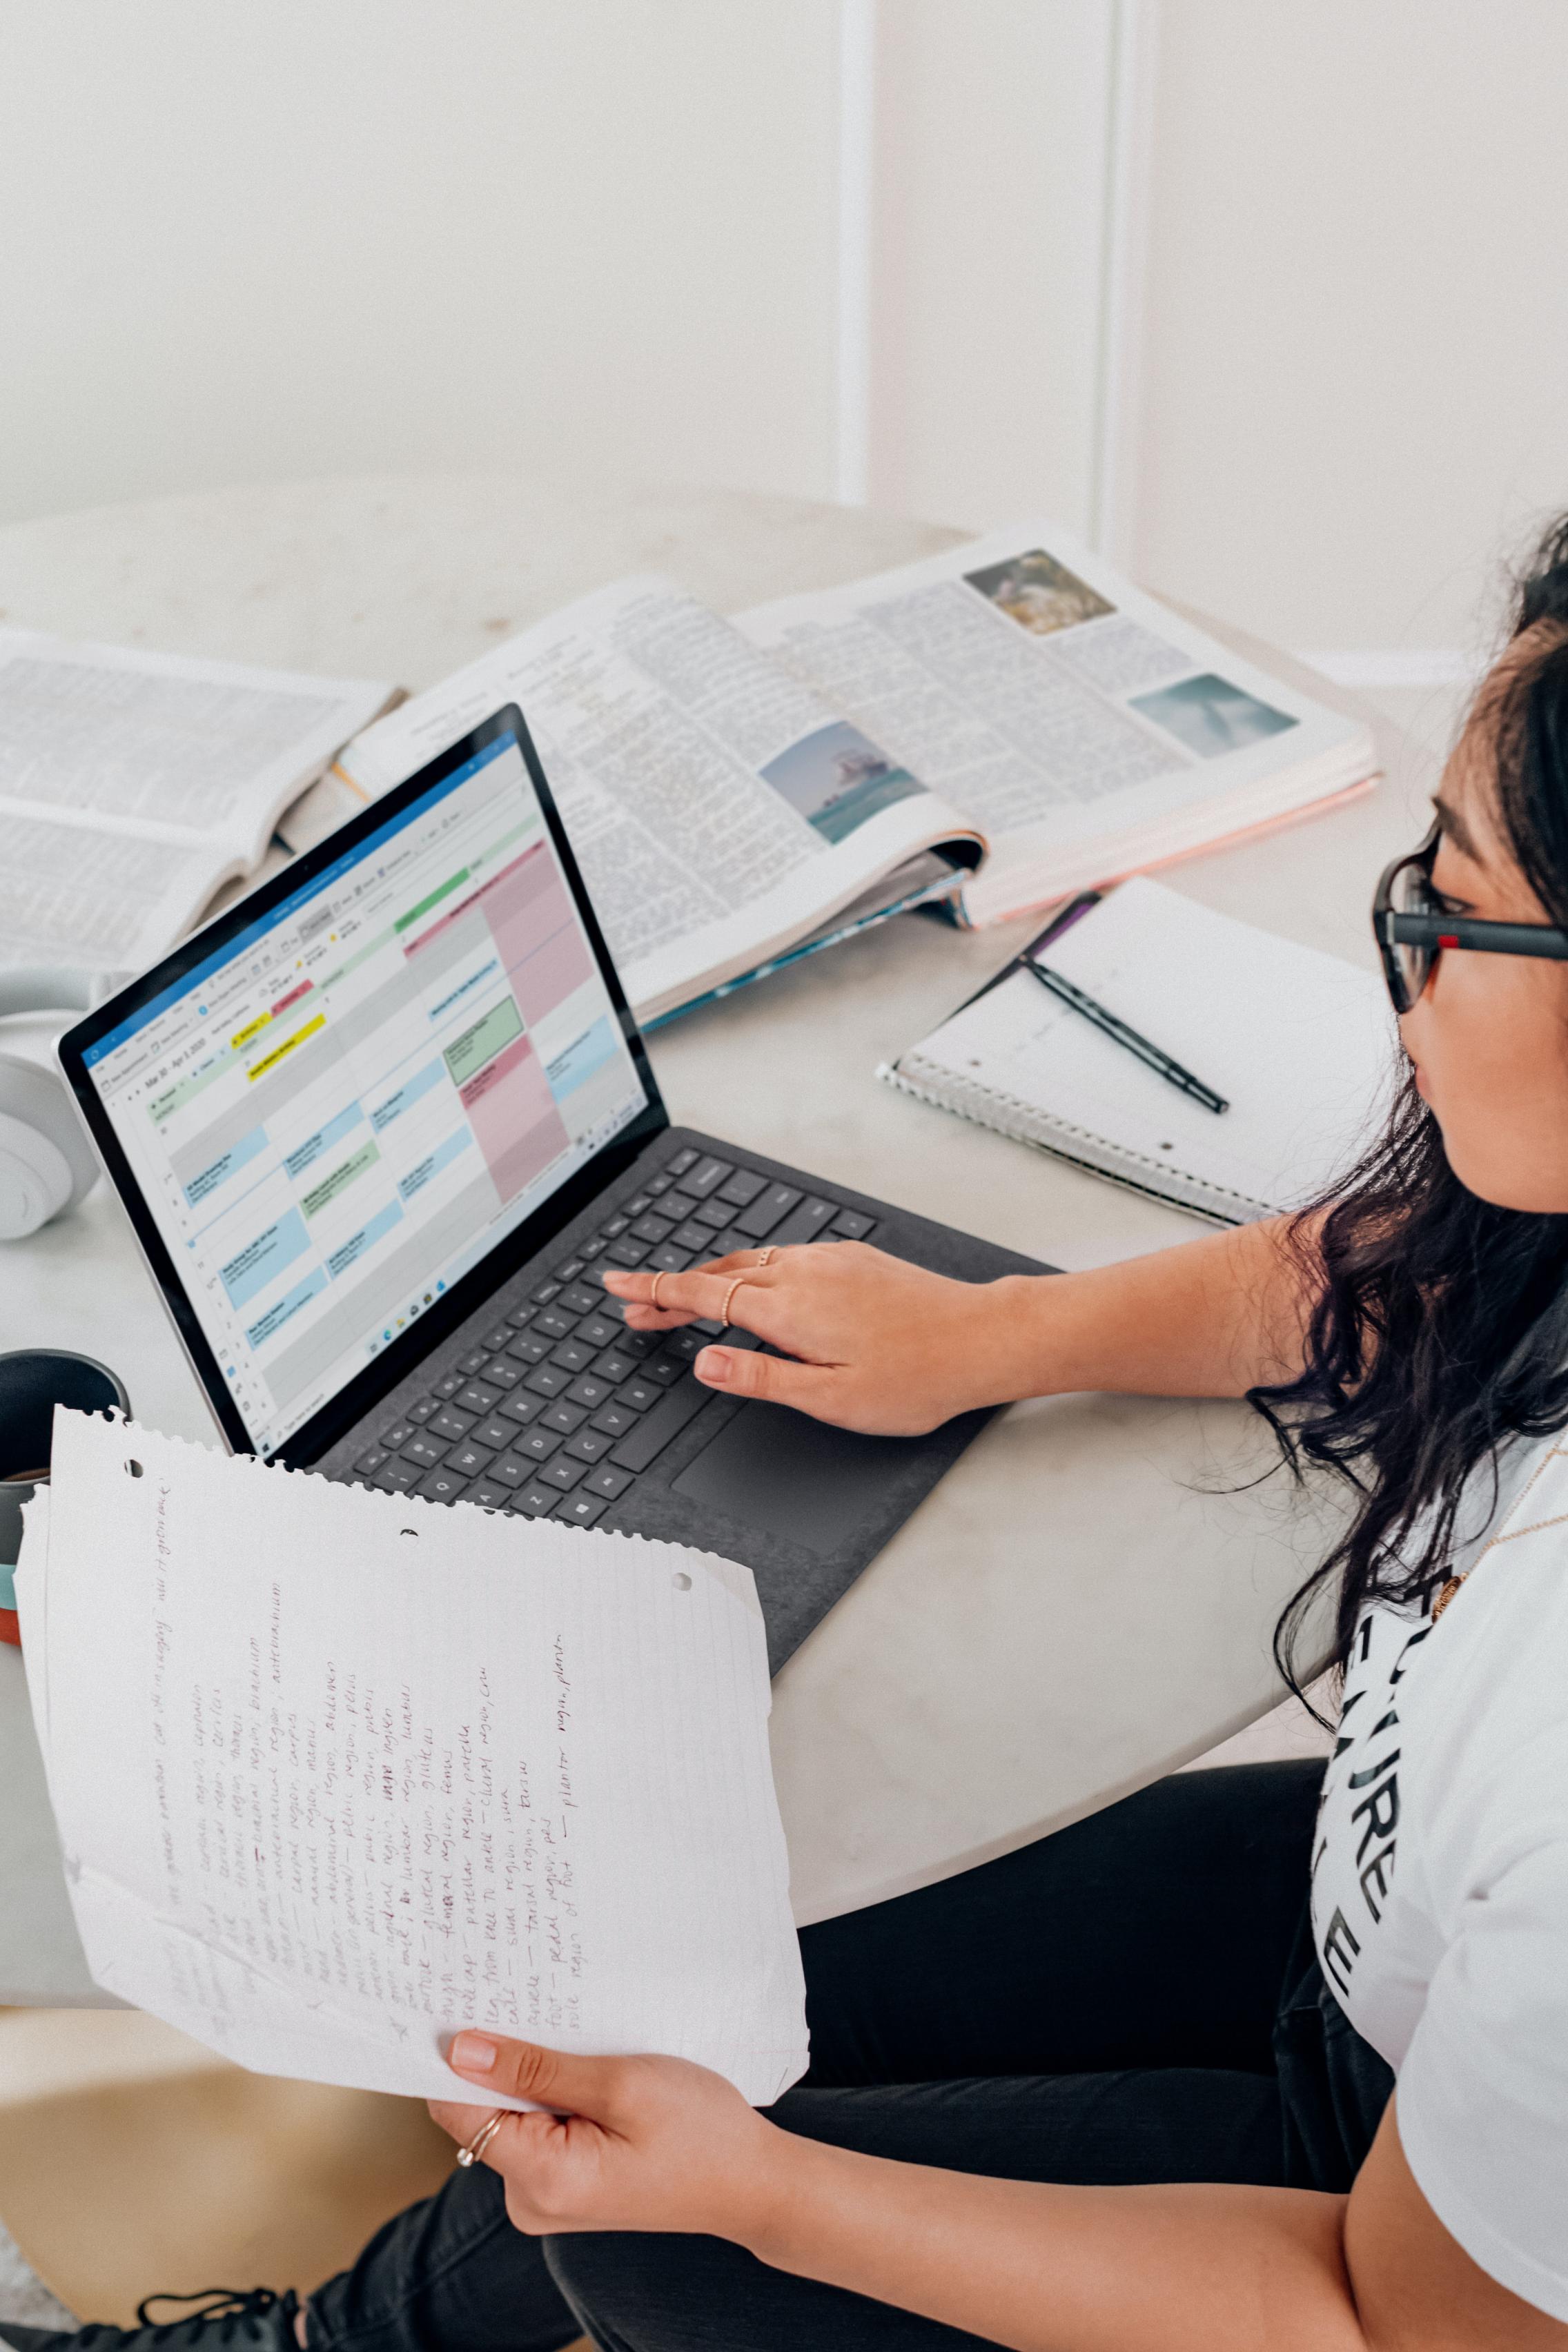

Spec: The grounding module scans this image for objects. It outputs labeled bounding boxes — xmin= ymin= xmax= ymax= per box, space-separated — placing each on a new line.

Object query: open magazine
xmin=335 ymin=525 xmax=1378 ymax=1023
xmin=0 ymin=627 xmax=394 ymax=977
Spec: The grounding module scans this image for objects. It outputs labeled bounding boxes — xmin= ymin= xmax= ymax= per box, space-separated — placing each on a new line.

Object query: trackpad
xmin=672 ymin=1400 xmax=916 ymax=1556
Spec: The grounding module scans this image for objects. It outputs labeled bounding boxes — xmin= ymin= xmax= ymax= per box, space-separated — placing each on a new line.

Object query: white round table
xmin=0 ymin=475 xmax=1428 ymax=2001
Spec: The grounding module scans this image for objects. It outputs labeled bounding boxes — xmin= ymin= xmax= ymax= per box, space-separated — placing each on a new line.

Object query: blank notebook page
xmin=900 ymin=877 xmax=1399 ymax=1220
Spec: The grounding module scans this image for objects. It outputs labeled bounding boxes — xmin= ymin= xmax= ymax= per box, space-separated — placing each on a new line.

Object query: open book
xmin=17 ymin=1410 xmax=809 ymax=2108
xmin=337 ymin=524 xmax=1378 ymax=1024
xmin=0 ymin=627 xmax=394 ymax=978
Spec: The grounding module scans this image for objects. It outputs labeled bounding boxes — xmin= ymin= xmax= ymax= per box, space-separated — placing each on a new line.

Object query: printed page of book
xmin=736 ymin=525 xmax=1378 ymax=925
xmin=0 ymin=627 xmax=394 ymax=873
xmin=337 ymin=579 xmax=983 ymax=1019
xmin=0 ymin=812 xmax=233 ymax=976
xmin=18 ymin=1413 xmax=808 ymax=2109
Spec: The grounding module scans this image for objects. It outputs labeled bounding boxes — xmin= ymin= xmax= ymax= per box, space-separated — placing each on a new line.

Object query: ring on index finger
xmin=649 ymin=1270 xmax=667 ymax=1310
xmin=456 ymin=2110 xmax=507 ymax=2168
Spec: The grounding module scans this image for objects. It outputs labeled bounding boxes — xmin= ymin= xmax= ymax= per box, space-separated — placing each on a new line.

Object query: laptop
xmin=58 ymin=707 xmax=1042 ymax=1672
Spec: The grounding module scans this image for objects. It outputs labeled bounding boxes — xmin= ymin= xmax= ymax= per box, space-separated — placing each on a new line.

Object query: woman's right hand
xmin=601 ymin=1243 xmax=1033 ymax=1435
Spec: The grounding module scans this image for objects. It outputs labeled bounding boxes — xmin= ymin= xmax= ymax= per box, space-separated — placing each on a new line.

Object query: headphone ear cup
xmin=0 ymin=1055 xmax=100 ymax=1240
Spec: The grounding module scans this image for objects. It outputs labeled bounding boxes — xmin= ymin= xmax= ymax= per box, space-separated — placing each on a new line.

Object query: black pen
xmin=1019 ymin=957 xmax=1229 ymax=1115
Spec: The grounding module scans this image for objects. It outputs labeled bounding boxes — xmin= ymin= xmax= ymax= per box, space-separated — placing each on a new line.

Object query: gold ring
xmin=754 ymin=1247 xmax=776 ymax=1268
xmin=456 ymin=2110 xmax=507 ymax=2168
xmin=649 ymin=1270 xmax=667 ymax=1310
xmin=721 ymin=1275 xmax=746 ymax=1326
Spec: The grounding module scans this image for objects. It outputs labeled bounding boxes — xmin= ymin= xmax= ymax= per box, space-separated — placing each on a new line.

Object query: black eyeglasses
xmin=1373 ymin=823 xmax=1568 ymax=1014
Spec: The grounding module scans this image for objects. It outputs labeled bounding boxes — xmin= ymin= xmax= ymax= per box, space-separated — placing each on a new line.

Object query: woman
xmin=11 ymin=529 xmax=1568 ymax=2351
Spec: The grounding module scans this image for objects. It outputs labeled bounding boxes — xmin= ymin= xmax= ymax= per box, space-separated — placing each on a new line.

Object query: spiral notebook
xmin=881 ymin=878 xmax=1400 ymax=1224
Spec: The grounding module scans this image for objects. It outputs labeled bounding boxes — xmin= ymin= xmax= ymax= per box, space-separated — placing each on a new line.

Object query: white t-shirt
xmin=1311 ymin=1428 xmax=1568 ymax=2319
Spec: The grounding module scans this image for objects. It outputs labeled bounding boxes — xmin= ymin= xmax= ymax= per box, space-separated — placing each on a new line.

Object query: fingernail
xmin=601 ymin=1271 xmax=630 ymax=1290
xmin=696 ymin=1349 xmax=731 ymax=1384
xmin=450 ymin=2032 xmax=498 ymax=2073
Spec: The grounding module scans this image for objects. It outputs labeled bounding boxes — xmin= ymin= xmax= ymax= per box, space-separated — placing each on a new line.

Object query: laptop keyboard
xmin=344 ymin=1144 xmax=878 ymax=1530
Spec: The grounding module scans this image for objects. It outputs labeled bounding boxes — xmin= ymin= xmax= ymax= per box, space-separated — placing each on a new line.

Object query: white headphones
xmin=0 ymin=969 xmax=105 ymax=1242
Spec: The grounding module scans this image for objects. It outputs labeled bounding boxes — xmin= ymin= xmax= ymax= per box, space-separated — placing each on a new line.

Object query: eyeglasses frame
xmin=1372 ymin=821 xmax=1568 ymax=1015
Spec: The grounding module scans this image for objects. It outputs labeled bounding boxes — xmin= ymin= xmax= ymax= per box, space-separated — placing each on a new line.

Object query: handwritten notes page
xmin=17 ymin=1413 xmax=807 ymax=2108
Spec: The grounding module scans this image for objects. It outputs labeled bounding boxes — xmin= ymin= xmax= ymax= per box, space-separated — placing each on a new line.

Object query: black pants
xmin=307 ymin=1762 xmax=1391 ymax=2352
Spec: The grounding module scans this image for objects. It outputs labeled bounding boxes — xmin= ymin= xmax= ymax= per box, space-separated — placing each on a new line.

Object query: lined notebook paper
xmin=17 ymin=1412 xmax=807 ymax=2108
xmin=883 ymin=878 xmax=1400 ymax=1224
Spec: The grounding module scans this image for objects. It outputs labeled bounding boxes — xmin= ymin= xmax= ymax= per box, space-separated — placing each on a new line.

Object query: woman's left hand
xmin=429 ymin=2032 xmax=785 ymax=2240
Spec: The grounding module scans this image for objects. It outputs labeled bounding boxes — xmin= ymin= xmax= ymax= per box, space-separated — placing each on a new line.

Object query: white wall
xmin=1127 ymin=0 xmax=1568 ymax=656
xmin=0 ymin=0 xmax=846 ymax=518
xmin=3 ymin=1 xmax=1567 ymax=660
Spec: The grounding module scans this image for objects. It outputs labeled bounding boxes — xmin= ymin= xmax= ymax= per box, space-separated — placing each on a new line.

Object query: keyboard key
xmin=666 ymin=1147 xmax=699 ymax=1176
xmin=459 ymin=1348 xmax=490 ymax=1375
xmin=552 ymin=1260 xmax=584 ymax=1285
xmin=553 ymin=1493 xmax=606 ymax=1527
xmin=541 ymin=1400 xmax=588 ymax=1435
xmin=601 ymin=1213 xmax=629 ymax=1237
xmin=446 ymin=1442 xmax=495 ymax=1478
xmin=379 ymin=1420 xmax=413 ymax=1449
xmin=567 ymin=1373 xmax=614 ymax=1410
xmin=558 ymin=1284 xmax=600 ymax=1316
xmin=405 ymin=1398 xmax=438 ymax=1424
xmin=565 ymin=1428 xmax=614 ymax=1463
xmin=770 ymin=1195 xmax=837 ymax=1246
xmin=533 ymin=1306 xmax=575 ymax=1340
xmin=643 ymin=1355 xmax=685 ymax=1388
xmin=550 ymin=1337 xmax=597 ymax=1373
xmin=540 ymin=1457 xmax=587 ymax=1492
xmin=507 ymin=1330 xmax=553 ymax=1365
xmin=523 ymin=1362 xmax=571 ymax=1398
xmin=516 ymin=1428 xmax=562 ymax=1463
xmin=473 ymin=1415 xmax=516 ymax=1451
xmin=401 ymin=1432 xmax=448 ymax=1467
xmin=480 ymin=1356 xmax=522 ymax=1391
xmin=704 ymin=1228 xmax=749 ymax=1258
xmin=620 ymin=1330 xmax=658 ymax=1358
xmin=663 ymin=1329 xmax=705 ymax=1362
xmin=482 ymin=1326 xmax=511 ymax=1353
xmin=625 ymin=1193 xmax=653 ymax=1216
xmin=488 ymin=1453 xmax=532 ymax=1487
xmin=594 ymin=1348 xmax=637 ymax=1384
xmin=371 ymin=1458 xmax=422 ymax=1493
xmin=578 ymin=1237 xmax=607 ymax=1260
xmin=576 ymin=1315 xmax=620 ymax=1349
xmin=498 ymin=1391 xmax=544 ymax=1428
xmin=662 ymin=1190 xmax=700 ymax=1222
xmin=430 ymin=1405 xmax=475 ymax=1441
xmin=455 ymin=1381 xmax=500 ymax=1414
xmin=353 ymin=1446 xmax=389 ymax=1476
xmin=606 ymin=1237 xmax=649 ymax=1266
xmin=692 ymin=1198 xmax=732 ymax=1231
xmin=718 ymin=1168 xmax=767 ymax=1207
xmin=418 ymin=1468 xmax=470 ymax=1504
xmin=432 ymin=1372 xmax=466 ymax=1400
xmin=644 ymin=1173 xmax=673 ymax=1196
xmin=672 ymin=1221 xmax=718 ymax=1254
xmin=831 ymin=1209 xmax=876 ymax=1239
xmin=647 ymin=1244 xmax=693 ymax=1273
xmin=631 ymin=1213 xmax=673 ymax=1243
xmin=585 ymin=1463 xmax=634 ymax=1500
xmin=616 ymin=1377 xmax=661 ymax=1413
xmin=685 ymin=1155 xmax=732 ymax=1197
xmin=608 ymin=1375 xmax=712 ymax=1473
xmin=511 ymin=1484 xmax=560 ymax=1516
xmin=470 ymin=1481 xmax=513 ymax=1510
xmin=590 ymin=1400 xmax=640 ymax=1439
xmin=733 ymin=1182 xmax=801 ymax=1239
xmin=531 ymin=1280 xmax=562 ymax=1305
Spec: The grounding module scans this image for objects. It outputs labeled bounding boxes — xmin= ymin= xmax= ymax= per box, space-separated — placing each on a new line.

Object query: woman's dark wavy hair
xmin=1260 ymin=516 xmax=1568 ymax=1709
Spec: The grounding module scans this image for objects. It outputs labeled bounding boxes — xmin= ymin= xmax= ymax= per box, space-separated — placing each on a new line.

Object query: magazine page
xmin=736 ymin=524 xmax=1376 ymax=923
xmin=337 ymin=578 xmax=983 ymax=1020
xmin=0 ymin=627 xmax=394 ymax=871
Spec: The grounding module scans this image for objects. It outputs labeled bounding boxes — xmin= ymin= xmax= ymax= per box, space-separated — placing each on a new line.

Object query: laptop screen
xmin=74 ymin=729 xmax=652 ymax=1458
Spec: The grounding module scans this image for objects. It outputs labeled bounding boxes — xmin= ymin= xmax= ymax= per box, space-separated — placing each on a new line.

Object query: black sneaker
xmin=0 ymin=2289 xmax=301 ymax=2352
